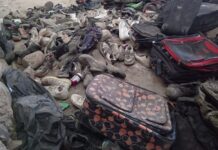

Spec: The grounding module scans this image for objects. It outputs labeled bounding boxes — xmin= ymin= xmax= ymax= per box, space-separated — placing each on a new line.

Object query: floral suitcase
xmin=82 ymin=74 xmax=175 ymax=150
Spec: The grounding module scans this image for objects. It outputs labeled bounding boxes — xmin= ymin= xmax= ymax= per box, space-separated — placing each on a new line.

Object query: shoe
xmin=0 ymin=31 xmax=15 ymax=64
xmin=119 ymin=19 xmax=130 ymax=41
xmin=44 ymin=85 xmax=69 ymax=100
xmin=109 ymin=42 xmax=121 ymax=63
xmin=166 ymin=84 xmax=197 ymax=100
xmin=79 ymin=54 xmax=107 ymax=73
xmin=135 ymin=53 xmax=150 ymax=68
xmin=41 ymin=76 xmax=71 ymax=100
xmin=15 ymin=42 xmax=41 ymax=58
xmin=52 ymin=37 xmax=69 ymax=59
xmin=78 ymin=26 xmax=102 ymax=53
xmin=99 ymin=42 xmax=112 ymax=62
xmin=68 ymin=35 xmax=81 ymax=54
xmin=71 ymin=94 xmax=86 ymax=109
xmin=124 ymin=44 xmax=135 ymax=66
xmin=35 ymin=53 xmax=56 ymax=77
xmin=106 ymin=63 xmax=126 ymax=79
xmin=44 ymin=1 xmax=54 ymax=11
xmin=23 ymin=66 xmax=35 ymax=79
xmin=64 ymin=133 xmax=89 ymax=150
xmin=100 ymin=29 xmax=112 ymax=42
xmin=83 ymin=68 xmax=93 ymax=88
xmin=58 ymin=60 xmax=81 ymax=78
xmin=18 ymin=27 xmax=29 ymax=39
xmin=22 ymin=51 xmax=45 ymax=69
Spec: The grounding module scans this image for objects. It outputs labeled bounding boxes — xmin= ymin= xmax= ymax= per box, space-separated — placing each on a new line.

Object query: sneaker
xmin=79 ymin=54 xmax=107 ymax=73
xmin=119 ymin=19 xmax=130 ymax=41
xmin=35 ymin=53 xmax=56 ymax=77
xmin=71 ymin=94 xmax=86 ymax=109
xmin=41 ymin=76 xmax=71 ymax=100
xmin=124 ymin=44 xmax=135 ymax=66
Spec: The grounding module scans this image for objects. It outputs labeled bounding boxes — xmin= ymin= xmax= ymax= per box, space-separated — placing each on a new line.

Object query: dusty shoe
xmin=110 ymin=42 xmax=122 ymax=63
xmin=16 ymin=42 xmax=41 ymax=58
xmin=135 ymin=53 xmax=151 ymax=68
xmin=83 ymin=72 xmax=93 ymax=88
xmin=101 ymin=30 xmax=112 ymax=42
xmin=68 ymin=35 xmax=81 ymax=54
xmin=106 ymin=63 xmax=126 ymax=79
xmin=71 ymin=94 xmax=85 ymax=109
xmin=22 ymin=51 xmax=45 ymax=69
xmin=35 ymin=53 xmax=56 ymax=77
xmin=124 ymin=45 xmax=135 ymax=66
xmin=79 ymin=54 xmax=107 ymax=73
xmin=44 ymin=85 xmax=69 ymax=100
xmin=41 ymin=76 xmax=71 ymax=100
xmin=166 ymin=84 xmax=197 ymax=100
xmin=119 ymin=19 xmax=130 ymax=41
xmin=58 ymin=60 xmax=81 ymax=78
xmin=0 ymin=31 xmax=15 ymax=64
xmin=44 ymin=1 xmax=54 ymax=11
xmin=18 ymin=27 xmax=29 ymax=39
xmin=23 ymin=66 xmax=36 ymax=79
xmin=99 ymin=42 xmax=112 ymax=62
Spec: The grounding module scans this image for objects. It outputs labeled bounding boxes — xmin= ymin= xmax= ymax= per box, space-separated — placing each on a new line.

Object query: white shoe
xmin=71 ymin=94 xmax=85 ymax=109
xmin=119 ymin=19 xmax=130 ymax=41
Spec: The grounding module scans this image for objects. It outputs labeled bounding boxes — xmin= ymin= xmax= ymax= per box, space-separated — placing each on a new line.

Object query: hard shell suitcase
xmin=151 ymin=34 xmax=218 ymax=83
xmin=82 ymin=74 xmax=175 ymax=150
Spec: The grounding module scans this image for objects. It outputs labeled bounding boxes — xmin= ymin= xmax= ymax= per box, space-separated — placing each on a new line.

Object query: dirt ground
xmin=0 ymin=0 xmax=166 ymax=115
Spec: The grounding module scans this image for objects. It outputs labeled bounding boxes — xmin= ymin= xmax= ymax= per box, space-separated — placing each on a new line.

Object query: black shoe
xmin=0 ymin=31 xmax=15 ymax=64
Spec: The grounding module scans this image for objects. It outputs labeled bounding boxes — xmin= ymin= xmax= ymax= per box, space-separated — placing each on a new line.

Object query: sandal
xmin=124 ymin=44 xmax=135 ymax=66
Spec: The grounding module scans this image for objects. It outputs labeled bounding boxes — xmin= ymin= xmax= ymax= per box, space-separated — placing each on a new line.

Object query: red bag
xmin=151 ymin=34 xmax=218 ymax=83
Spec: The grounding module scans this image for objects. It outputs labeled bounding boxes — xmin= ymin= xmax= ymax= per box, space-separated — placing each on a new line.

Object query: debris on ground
xmin=0 ymin=0 xmax=218 ymax=150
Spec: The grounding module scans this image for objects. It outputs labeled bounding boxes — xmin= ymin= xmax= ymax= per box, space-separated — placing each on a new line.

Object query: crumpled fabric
xmin=2 ymin=69 xmax=65 ymax=150
xmin=196 ymin=80 xmax=218 ymax=134
xmin=172 ymin=99 xmax=218 ymax=150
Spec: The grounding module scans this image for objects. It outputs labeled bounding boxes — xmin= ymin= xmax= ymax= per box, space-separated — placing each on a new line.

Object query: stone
xmin=22 ymin=51 xmax=45 ymax=69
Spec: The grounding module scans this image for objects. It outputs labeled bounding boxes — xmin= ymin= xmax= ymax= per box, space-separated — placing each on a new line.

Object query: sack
xmin=2 ymin=69 xmax=65 ymax=150
xmin=82 ymin=74 xmax=175 ymax=150
xmin=196 ymin=80 xmax=218 ymax=134
xmin=150 ymin=34 xmax=218 ymax=83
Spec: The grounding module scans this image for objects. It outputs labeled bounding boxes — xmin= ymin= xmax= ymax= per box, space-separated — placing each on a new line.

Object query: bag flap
xmin=132 ymin=23 xmax=162 ymax=37
xmin=134 ymin=88 xmax=168 ymax=125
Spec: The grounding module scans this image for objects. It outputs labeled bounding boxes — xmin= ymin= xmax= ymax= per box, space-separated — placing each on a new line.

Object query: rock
xmin=22 ymin=51 xmax=45 ymax=69
xmin=0 ymin=59 xmax=9 ymax=79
